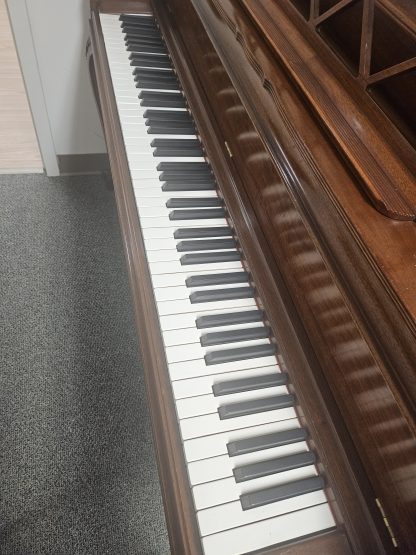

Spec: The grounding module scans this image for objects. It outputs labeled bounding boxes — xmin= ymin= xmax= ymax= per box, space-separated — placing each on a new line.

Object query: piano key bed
xmin=100 ymin=12 xmax=336 ymax=555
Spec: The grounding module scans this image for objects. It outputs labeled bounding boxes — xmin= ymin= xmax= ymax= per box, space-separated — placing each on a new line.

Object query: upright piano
xmin=88 ymin=1 xmax=416 ymax=553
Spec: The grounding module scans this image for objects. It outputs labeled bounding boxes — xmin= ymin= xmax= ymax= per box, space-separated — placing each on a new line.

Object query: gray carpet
xmin=0 ymin=173 xmax=170 ymax=554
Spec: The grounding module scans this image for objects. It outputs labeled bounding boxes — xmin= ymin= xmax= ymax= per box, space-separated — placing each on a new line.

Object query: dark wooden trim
xmin=89 ymin=9 xmax=202 ymax=555
xmin=359 ymin=0 xmax=375 ymax=81
xmin=313 ymin=0 xmax=355 ymax=26
xmin=367 ymin=56 xmax=416 ymax=85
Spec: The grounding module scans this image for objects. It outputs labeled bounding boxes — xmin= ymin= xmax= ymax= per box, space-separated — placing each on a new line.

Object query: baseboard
xmin=58 ymin=153 xmax=110 ymax=175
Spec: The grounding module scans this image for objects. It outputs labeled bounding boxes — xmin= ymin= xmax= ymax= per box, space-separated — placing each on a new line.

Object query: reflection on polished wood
xmin=90 ymin=0 xmax=416 ymax=552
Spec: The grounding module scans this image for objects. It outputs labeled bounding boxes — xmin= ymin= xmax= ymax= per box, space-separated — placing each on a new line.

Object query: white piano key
xmin=159 ymin=306 xmax=260 ymax=328
xmin=198 ymin=490 xmax=328 ymax=537
xmin=166 ymin=337 xmax=269 ymax=364
xmin=127 ymin=133 xmax=198 ymax=146
xmin=154 ymin=282 xmax=251 ymax=302
xmin=171 ymin=365 xmax=278 ymax=397
xmin=140 ymin=217 xmax=228 ymax=230
xmin=183 ymin=419 xmax=301 ymax=462
xmin=148 ymin=249 xmax=239 ymax=265
xmin=192 ymin=464 xmax=317 ymax=509
xmin=201 ymin=503 xmax=335 ymax=555
xmin=147 ymin=235 xmax=231 ymax=253
xmin=150 ymin=260 xmax=244 ymax=276
xmin=169 ymin=355 xmax=279 ymax=381
xmin=150 ymin=268 xmax=238 ymax=288
xmin=188 ymin=440 xmax=309 ymax=485
xmin=129 ymin=156 xmax=206 ymax=167
xmin=138 ymin=205 xmax=221 ymax=219
xmin=156 ymin=297 xmax=255 ymax=316
xmin=176 ymin=385 xmax=287 ymax=418
xmin=136 ymin=191 xmax=218 ymax=204
xmin=178 ymin=404 xmax=295 ymax=440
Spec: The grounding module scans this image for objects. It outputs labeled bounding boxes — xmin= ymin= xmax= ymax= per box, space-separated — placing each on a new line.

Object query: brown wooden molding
xmin=89 ymin=8 xmax=201 ymax=555
xmin=240 ymin=0 xmax=416 ymax=220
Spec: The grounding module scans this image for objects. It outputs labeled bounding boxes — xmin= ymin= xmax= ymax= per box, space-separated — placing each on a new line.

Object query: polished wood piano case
xmin=89 ymin=0 xmax=416 ymax=553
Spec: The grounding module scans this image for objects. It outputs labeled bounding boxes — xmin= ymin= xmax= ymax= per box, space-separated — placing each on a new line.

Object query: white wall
xmin=25 ymin=0 xmax=105 ymax=156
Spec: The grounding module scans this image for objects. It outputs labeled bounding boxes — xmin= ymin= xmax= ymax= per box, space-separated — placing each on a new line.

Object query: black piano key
xmin=135 ymin=74 xmax=178 ymax=85
xmin=148 ymin=125 xmax=196 ymax=134
xmin=153 ymin=144 xmax=203 ymax=156
xmin=213 ymin=372 xmax=287 ymax=395
xmin=196 ymin=309 xmax=264 ymax=329
xmin=190 ymin=286 xmax=254 ymax=303
xmin=169 ymin=208 xmax=225 ymax=220
xmin=203 ymin=325 xmax=271 ymax=348
xmin=120 ymin=16 xmax=157 ymax=25
xmin=144 ymin=110 xmax=191 ymax=121
xmin=130 ymin=56 xmax=171 ymax=69
xmin=185 ymin=270 xmax=248 ymax=286
xmin=121 ymin=21 xmax=158 ymax=31
xmin=124 ymin=36 xmax=161 ymax=46
xmin=154 ymin=148 xmax=202 ymax=157
xmin=125 ymin=36 xmax=164 ymax=47
xmin=205 ymin=343 xmax=277 ymax=365
xmin=119 ymin=15 xmax=155 ymax=24
xmin=136 ymin=80 xmax=179 ymax=90
xmin=160 ymin=170 xmax=212 ymax=179
xmin=227 ymin=428 xmax=308 ymax=457
xmin=148 ymin=117 xmax=194 ymax=127
xmin=146 ymin=117 xmax=194 ymax=128
xmin=119 ymin=14 xmax=156 ymax=24
xmin=160 ymin=174 xmax=213 ymax=183
xmin=128 ymin=44 xmax=167 ymax=54
xmin=162 ymin=182 xmax=216 ymax=191
xmin=135 ymin=68 xmax=175 ymax=78
xmin=218 ymin=393 xmax=295 ymax=420
xmin=240 ymin=476 xmax=325 ymax=511
xmin=176 ymin=238 xmax=235 ymax=251
xmin=151 ymin=139 xmax=201 ymax=149
xmin=131 ymin=52 xmax=169 ymax=61
xmin=234 ymin=451 xmax=316 ymax=484
xmin=180 ymin=251 xmax=241 ymax=265
xmin=167 ymin=198 xmax=222 ymax=209
xmin=174 ymin=227 xmax=232 ymax=239
xmin=123 ymin=30 xmax=162 ymax=40
xmin=121 ymin=21 xmax=156 ymax=29
xmin=158 ymin=162 xmax=208 ymax=172
xmin=138 ymin=91 xmax=186 ymax=108
xmin=122 ymin=20 xmax=158 ymax=27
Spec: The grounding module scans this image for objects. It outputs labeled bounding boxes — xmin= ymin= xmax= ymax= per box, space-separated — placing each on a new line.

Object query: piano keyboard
xmin=100 ymin=12 xmax=336 ymax=554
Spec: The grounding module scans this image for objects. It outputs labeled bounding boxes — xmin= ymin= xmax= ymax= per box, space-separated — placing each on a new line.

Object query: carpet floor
xmin=0 ymin=173 xmax=170 ymax=554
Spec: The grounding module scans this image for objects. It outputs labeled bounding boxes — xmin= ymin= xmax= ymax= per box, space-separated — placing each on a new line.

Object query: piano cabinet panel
xmin=153 ymin=0 xmax=416 ymax=552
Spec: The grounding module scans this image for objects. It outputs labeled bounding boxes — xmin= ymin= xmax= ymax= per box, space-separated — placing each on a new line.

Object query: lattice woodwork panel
xmin=287 ymin=0 xmax=416 ymax=146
